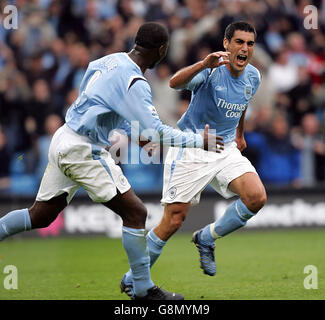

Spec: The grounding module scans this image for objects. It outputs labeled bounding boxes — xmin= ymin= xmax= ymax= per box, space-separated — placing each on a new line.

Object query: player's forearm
xmin=135 ymin=114 xmax=203 ymax=148
xmin=236 ymin=108 xmax=247 ymax=138
xmin=236 ymin=122 xmax=244 ymax=138
xmin=169 ymin=61 xmax=206 ymax=89
xmin=140 ymin=122 xmax=203 ymax=148
xmin=159 ymin=127 xmax=203 ymax=148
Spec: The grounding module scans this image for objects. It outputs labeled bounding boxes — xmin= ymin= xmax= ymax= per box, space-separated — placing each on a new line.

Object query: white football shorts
xmin=161 ymin=142 xmax=257 ymax=206
xmin=36 ymin=124 xmax=131 ymax=204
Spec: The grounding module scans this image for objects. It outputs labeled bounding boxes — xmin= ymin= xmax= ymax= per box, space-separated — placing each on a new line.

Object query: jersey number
xmin=73 ymin=70 xmax=102 ymax=110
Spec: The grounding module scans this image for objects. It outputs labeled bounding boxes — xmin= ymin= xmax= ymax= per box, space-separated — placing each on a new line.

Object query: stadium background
xmin=0 ymin=0 xmax=325 ymax=301
xmin=1 ymin=0 xmax=324 ymax=236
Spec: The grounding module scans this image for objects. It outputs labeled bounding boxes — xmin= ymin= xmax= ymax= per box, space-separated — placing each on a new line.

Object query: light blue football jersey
xmin=65 ymin=52 xmax=203 ymax=148
xmin=177 ymin=64 xmax=261 ymax=143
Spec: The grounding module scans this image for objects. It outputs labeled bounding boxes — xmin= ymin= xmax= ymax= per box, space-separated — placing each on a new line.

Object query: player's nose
xmin=241 ymin=43 xmax=248 ymax=52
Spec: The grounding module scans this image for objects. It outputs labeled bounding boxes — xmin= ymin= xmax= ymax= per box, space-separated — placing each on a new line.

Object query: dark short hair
xmin=135 ymin=22 xmax=169 ymax=49
xmin=224 ymin=21 xmax=257 ymax=41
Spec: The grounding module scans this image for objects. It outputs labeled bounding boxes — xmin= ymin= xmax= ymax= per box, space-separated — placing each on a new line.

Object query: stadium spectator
xmin=15 ymin=7 xmax=56 ymax=57
xmin=27 ymin=79 xmax=55 ymax=135
xmin=268 ymin=48 xmax=299 ymax=93
xmin=264 ymin=21 xmax=285 ymax=55
xmin=150 ymin=62 xmax=179 ymax=127
xmin=245 ymin=113 xmax=301 ymax=187
xmin=291 ymin=113 xmax=325 ymax=186
xmin=65 ymin=42 xmax=90 ymax=91
xmin=0 ymin=127 xmax=10 ymax=193
xmin=286 ymin=66 xmax=315 ymax=126
xmin=287 ymin=32 xmax=311 ymax=68
xmin=36 ymin=114 xmax=63 ymax=182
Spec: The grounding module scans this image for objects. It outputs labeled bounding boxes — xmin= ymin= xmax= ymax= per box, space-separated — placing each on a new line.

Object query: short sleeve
xmin=252 ymin=68 xmax=262 ymax=96
xmin=186 ymin=69 xmax=210 ymax=91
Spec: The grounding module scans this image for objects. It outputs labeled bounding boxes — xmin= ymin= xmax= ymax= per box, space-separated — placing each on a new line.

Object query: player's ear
xmin=158 ymin=42 xmax=168 ymax=58
xmin=223 ymin=38 xmax=229 ymax=51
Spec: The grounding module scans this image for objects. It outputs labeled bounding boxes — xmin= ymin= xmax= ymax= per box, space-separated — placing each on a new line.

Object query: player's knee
xmin=125 ymin=202 xmax=148 ymax=227
xmin=29 ymin=199 xmax=65 ymax=229
xmin=136 ymin=203 xmax=148 ymax=224
xmin=243 ymin=189 xmax=267 ymax=213
xmin=168 ymin=204 xmax=188 ymax=231
xmin=29 ymin=206 xmax=53 ymax=228
xmin=170 ymin=213 xmax=185 ymax=231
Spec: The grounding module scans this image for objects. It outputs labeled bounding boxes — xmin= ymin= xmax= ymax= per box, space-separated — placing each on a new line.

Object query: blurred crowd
xmin=0 ymin=0 xmax=325 ymax=196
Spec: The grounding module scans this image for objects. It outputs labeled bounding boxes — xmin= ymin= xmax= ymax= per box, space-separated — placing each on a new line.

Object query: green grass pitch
xmin=0 ymin=229 xmax=324 ymax=300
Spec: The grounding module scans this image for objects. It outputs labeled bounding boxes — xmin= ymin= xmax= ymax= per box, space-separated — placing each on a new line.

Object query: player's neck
xmin=128 ymin=50 xmax=146 ymax=74
xmin=226 ymin=64 xmax=244 ymax=78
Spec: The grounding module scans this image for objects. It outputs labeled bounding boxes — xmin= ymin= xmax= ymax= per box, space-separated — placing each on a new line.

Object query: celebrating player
xmin=0 ymin=22 xmax=224 ymax=300
xmin=121 ymin=21 xmax=267 ymax=298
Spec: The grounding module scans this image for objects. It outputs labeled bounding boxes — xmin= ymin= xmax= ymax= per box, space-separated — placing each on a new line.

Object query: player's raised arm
xmin=169 ymin=51 xmax=230 ymax=90
xmin=121 ymin=80 xmax=223 ymax=152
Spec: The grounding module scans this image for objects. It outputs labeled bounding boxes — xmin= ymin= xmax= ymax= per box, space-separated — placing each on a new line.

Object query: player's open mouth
xmin=236 ymin=54 xmax=247 ymax=66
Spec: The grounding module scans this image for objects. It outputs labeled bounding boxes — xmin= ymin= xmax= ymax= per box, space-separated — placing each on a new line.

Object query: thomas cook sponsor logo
xmin=216 ymin=98 xmax=246 ymax=118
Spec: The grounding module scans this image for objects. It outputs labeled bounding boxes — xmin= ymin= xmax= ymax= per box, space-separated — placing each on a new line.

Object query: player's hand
xmin=235 ymin=136 xmax=247 ymax=152
xmin=143 ymin=142 xmax=160 ymax=157
xmin=202 ymin=124 xmax=224 ymax=152
xmin=202 ymin=51 xmax=230 ymax=69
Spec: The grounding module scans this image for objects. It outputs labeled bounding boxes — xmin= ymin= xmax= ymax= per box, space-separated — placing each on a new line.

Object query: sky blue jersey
xmin=177 ymin=63 xmax=261 ymax=143
xmin=65 ymin=53 xmax=203 ymax=148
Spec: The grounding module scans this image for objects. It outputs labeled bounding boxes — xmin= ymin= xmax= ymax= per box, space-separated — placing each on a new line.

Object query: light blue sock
xmin=122 ymin=226 xmax=154 ymax=297
xmin=199 ymin=199 xmax=256 ymax=245
xmin=0 ymin=209 xmax=31 ymax=241
xmin=124 ymin=229 xmax=166 ymax=285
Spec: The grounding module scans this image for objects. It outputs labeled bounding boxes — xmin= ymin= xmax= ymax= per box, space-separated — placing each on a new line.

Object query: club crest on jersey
xmin=118 ymin=174 xmax=127 ymax=186
xmin=244 ymin=85 xmax=252 ymax=100
xmin=168 ymin=187 xmax=177 ymax=200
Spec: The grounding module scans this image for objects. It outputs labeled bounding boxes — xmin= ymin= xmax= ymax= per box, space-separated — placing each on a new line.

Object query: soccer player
xmin=0 ymin=22 xmax=224 ymax=300
xmin=121 ymin=21 xmax=267 ymax=297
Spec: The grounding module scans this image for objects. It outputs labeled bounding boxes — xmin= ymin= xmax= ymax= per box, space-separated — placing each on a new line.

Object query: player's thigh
xmin=36 ymin=125 xmax=81 ymax=205
xmin=228 ymin=172 xmax=267 ymax=207
xmin=162 ymin=161 xmax=215 ymax=205
xmin=36 ymin=162 xmax=80 ymax=205
xmin=211 ymin=144 xmax=261 ymax=200
xmin=61 ymin=144 xmax=131 ymax=203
